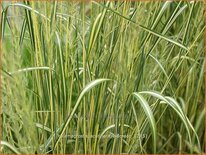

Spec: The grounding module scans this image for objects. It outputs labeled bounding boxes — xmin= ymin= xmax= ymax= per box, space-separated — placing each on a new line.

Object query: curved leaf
xmin=132 ymin=92 xmax=157 ymax=153
xmin=53 ymin=78 xmax=111 ymax=149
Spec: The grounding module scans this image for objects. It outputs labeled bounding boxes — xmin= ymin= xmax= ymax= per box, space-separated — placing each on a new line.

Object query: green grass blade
xmin=8 ymin=67 xmax=54 ymax=75
xmin=1 ymin=141 xmax=21 ymax=154
xmin=139 ymin=91 xmax=195 ymax=152
xmin=53 ymin=78 xmax=111 ymax=150
xmin=132 ymin=92 xmax=157 ymax=153
xmin=4 ymin=3 xmax=49 ymax=21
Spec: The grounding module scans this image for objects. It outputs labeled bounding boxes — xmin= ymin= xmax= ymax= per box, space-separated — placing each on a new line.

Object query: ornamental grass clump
xmin=1 ymin=1 xmax=205 ymax=154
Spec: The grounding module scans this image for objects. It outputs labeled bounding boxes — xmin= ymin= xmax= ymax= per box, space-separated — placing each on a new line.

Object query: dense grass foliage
xmin=1 ymin=1 xmax=205 ymax=154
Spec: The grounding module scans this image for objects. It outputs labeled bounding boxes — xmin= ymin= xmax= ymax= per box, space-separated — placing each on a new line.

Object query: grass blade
xmin=53 ymin=78 xmax=111 ymax=150
xmin=9 ymin=67 xmax=54 ymax=75
xmin=132 ymin=92 xmax=157 ymax=153
xmin=1 ymin=141 xmax=21 ymax=154
xmin=139 ymin=90 xmax=198 ymax=152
